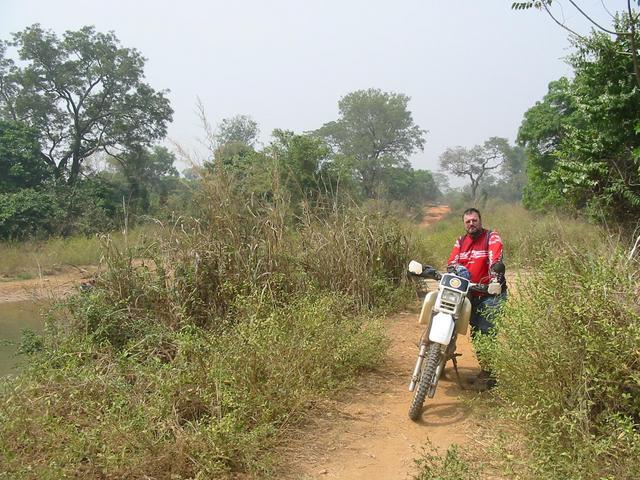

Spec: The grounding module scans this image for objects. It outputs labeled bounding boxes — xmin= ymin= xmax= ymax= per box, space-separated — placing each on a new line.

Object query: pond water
xmin=0 ymin=301 xmax=45 ymax=376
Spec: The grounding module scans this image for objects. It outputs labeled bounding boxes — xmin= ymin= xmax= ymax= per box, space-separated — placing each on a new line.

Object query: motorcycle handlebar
xmin=407 ymin=265 xmax=441 ymax=280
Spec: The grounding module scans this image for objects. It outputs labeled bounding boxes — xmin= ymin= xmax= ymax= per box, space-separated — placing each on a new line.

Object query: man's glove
xmin=487 ymin=282 xmax=502 ymax=295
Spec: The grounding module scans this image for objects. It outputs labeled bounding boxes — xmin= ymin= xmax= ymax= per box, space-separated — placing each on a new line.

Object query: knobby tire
xmin=408 ymin=342 xmax=442 ymax=421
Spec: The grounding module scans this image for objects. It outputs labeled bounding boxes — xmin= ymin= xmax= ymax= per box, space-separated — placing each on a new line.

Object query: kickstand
xmin=451 ymin=353 xmax=464 ymax=389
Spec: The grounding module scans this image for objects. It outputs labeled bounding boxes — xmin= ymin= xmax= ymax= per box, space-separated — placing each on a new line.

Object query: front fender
xmin=429 ymin=312 xmax=455 ymax=345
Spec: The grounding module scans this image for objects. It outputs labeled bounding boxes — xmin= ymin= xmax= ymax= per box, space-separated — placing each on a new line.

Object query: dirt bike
xmin=406 ymin=260 xmax=504 ymax=421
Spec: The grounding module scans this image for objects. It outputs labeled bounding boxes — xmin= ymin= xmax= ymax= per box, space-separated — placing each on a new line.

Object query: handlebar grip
xmin=470 ymin=284 xmax=488 ymax=293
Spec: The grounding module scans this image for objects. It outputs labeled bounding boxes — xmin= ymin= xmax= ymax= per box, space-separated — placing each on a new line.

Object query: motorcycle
xmin=406 ymin=260 xmax=504 ymax=421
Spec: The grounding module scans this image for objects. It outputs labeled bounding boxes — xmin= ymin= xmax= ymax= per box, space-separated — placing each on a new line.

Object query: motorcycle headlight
xmin=441 ymin=289 xmax=461 ymax=304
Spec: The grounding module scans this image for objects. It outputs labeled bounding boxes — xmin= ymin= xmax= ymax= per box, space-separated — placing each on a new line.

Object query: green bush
xmin=0 ymin=291 xmax=384 ymax=478
xmin=0 ymin=189 xmax=63 ymax=240
xmin=412 ymin=443 xmax=479 ymax=480
xmin=482 ymin=247 xmax=640 ymax=479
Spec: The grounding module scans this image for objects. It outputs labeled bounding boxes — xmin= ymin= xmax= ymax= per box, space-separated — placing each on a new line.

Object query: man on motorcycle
xmin=447 ymin=207 xmax=506 ymax=389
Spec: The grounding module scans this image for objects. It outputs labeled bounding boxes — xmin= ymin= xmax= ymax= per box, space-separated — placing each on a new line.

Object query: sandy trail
xmin=0 ymin=266 xmax=97 ymax=303
xmin=283 ymin=307 xmax=484 ymax=479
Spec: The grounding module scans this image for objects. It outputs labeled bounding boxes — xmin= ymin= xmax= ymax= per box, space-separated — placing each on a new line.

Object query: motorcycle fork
xmin=409 ymin=342 xmax=428 ymax=391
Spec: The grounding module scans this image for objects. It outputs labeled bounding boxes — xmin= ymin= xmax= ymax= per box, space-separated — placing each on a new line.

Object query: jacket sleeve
xmin=487 ymin=231 xmax=504 ymax=267
xmin=447 ymin=237 xmax=461 ymax=266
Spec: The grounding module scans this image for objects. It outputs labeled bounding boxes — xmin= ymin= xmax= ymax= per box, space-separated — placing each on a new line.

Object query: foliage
xmin=384 ymin=167 xmax=440 ymax=207
xmin=0 ymin=188 xmax=62 ymax=240
xmin=216 ymin=114 xmax=260 ymax=147
xmin=107 ymin=145 xmax=180 ymax=215
xmin=517 ymin=77 xmax=578 ymax=211
xmin=518 ymin=13 xmax=640 ymax=222
xmin=0 ymin=292 xmax=384 ymax=479
xmin=266 ymin=129 xmax=331 ymax=204
xmin=480 ymin=239 xmax=640 ymax=479
xmin=412 ymin=443 xmax=479 ymax=480
xmin=316 ymin=88 xmax=427 ymax=198
xmin=0 ymin=119 xmax=53 ymax=192
xmin=0 ymin=172 xmax=419 ymax=478
xmin=0 ymin=24 xmax=173 ymax=185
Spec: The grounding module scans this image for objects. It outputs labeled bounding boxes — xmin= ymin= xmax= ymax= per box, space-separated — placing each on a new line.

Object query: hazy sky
xmin=0 ymin=1 xmax=623 ymax=177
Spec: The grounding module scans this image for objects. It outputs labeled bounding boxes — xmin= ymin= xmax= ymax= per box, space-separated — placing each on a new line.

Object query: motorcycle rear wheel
xmin=408 ymin=342 xmax=442 ymax=421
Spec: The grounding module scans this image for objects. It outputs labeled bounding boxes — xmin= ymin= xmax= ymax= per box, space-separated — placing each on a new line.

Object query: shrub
xmin=482 ymin=246 xmax=640 ymax=479
xmin=0 ymin=189 xmax=63 ymax=240
xmin=412 ymin=442 xmax=479 ymax=480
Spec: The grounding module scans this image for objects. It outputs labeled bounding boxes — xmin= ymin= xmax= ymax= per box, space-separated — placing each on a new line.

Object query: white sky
xmin=0 ymin=0 xmax=625 ymax=179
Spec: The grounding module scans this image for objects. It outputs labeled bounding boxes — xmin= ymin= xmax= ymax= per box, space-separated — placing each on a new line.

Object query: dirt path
xmin=283 ymin=307 xmax=484 ymax=479
xmin=420 ymin=204 xmax=451 ymax=228
xmin=0 ymin=266 xmax=97 ymax=303
xmin=282 ymin=205 xmax=485 ymax=479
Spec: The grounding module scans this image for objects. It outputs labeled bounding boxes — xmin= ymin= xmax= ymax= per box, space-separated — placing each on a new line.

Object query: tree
xmin=384 ymin=167 xmax=440 ymax=205
xmin=439 ymin=137 xmax=511 ymax=203
xmin=266 ymin=129 xmax=330 ymax=202
xmin=0 ymin=24 xmax=173 ymax=185
xmin=518 ymin=14 xmax=640 ymax=220
xmin=517 ymin=78 xmax=579 ymax=210
xmin=0 ymin=119 xmax=54 ymax=192
xmin=109 ymin=145 xmax=179 ymax=214
xmin=316 ymin=88 xmax=426 ymax=198
xmin=216 ymin=114 xmax=260 ymax=147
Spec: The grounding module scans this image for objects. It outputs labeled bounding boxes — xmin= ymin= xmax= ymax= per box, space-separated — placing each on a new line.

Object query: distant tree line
xmin=207 ymin=89 xmax=439 ymax=214
xmin=0 ymin=25 xmax=440 ymax=240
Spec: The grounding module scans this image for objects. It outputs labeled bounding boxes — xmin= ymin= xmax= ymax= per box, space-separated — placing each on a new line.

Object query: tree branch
xmin=543 ymin=2 xmax=587 ymax=40
xmin=627 ymin=0 xmax=640 ymax=87
xmin=567 ymin=0 xmax=628 ymax=36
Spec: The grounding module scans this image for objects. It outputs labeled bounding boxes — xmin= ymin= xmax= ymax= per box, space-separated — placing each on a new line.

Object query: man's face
xmin=463 ymin=212 xmax=482 ymax=236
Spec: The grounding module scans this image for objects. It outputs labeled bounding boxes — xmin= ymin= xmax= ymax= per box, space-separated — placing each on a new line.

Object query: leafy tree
xmin=384 ymin=167 xmax=440 ymax=205
xmin=266 ymin=129 xmax=330 ymax=202
xmin=439 ymin=137 xmax=512 ymax=203
xmin=316 ymin=88 xmax=426 ymax=198
xmin=0 ymin=119 xmax=53 ymax=192
xmin=216 ymin=114 xmax=260 ymax=147
xmin=517 ymin=78 xmax=578 ymax=210
xmin=0 ymin=24 xmax=173 ymax=185
xmin=0 ymin=188 xmax=62 ymax=240
xmin=518 ymin=13 xmax=640 ymax=220
xmin=109 ymin=145 xmax=179 ymax=214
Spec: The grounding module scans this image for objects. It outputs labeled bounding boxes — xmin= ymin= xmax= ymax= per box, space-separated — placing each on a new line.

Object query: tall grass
xmin=0 ymin=173 xmax=413 ymax=478
xmin=0 ymin=226 xmax=158 ymax=279
xmin=417 ymin=203 xmax=605 ymax=268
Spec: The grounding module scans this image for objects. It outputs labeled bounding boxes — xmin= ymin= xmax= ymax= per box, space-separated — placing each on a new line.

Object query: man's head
xmin=462 ymin=208 xmax=482 ymax=237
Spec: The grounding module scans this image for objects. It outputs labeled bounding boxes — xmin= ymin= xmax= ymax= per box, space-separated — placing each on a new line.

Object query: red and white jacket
xmin=447 ymin=228 xmax=504 ymax=289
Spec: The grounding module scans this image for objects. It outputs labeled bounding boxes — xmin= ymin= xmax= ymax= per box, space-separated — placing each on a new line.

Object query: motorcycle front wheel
xmin=408 ymin=342 xmax=442 ymax=421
